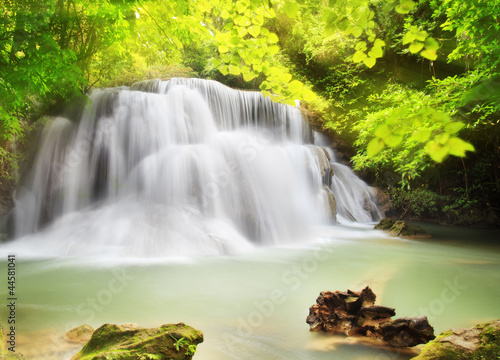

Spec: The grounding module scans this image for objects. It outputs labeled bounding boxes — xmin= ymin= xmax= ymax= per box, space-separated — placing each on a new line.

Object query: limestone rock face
xmin=412 ymin=320 xmax=500 ymax=360
xmin=71 ymin=323 xmax=203 ymax=360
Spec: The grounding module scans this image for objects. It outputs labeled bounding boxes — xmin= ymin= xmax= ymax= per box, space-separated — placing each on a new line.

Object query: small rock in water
xmin=374 ymin=218 xmax=431 ymax=238
xmin=71 ymin=322 xmax=203 ymax=360
xmin=306 ymin=286 xmax=435 ymax=347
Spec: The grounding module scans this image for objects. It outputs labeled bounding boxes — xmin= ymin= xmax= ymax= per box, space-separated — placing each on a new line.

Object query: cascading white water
xmin=9 ymin=78 xmax=381 ymax=257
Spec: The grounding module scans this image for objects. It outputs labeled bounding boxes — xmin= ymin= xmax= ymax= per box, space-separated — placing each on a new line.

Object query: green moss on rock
xmin=374 ymin=218 xmax=431 ymax=238
xmin=412 ymin=320 xmax=500 ymax=360
xmin=71 ymin=323 xmax=203 ymax=360
xmin=374 ymin=218 xmax=396 ymax=231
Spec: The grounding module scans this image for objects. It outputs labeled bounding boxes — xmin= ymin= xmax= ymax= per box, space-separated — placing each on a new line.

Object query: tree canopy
xmin=1 ymin=0 xmax=499 ymax=215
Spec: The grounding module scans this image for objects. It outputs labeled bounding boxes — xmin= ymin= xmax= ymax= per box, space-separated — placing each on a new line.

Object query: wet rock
xmin=65 ymin=324 xmax=95 ymax=343
xmin=71 ymin=322 xmax=203 ymax=360
xmin=323 ymin=185 xmax=337 ymax=224
xmin=308 ymin=145 xmax=334 ymax=187
xmin=412 ymin=320 xmax=500 ymax=359
xmin=306 ymin=286 xmax=435 ymax=347
xmin=374 ymin=218 xmax=431 ymax=238
xmin=373 ymin=188 xmax=391 ymax=217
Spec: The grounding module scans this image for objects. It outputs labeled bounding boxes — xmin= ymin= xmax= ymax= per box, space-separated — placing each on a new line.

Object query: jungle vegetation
xmin=1 ymin=0 xmax=499 ymax=223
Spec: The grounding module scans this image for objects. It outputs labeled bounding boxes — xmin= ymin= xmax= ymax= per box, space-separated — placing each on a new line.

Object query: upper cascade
xmin=6 ymin=78 xmax=381 ymax=257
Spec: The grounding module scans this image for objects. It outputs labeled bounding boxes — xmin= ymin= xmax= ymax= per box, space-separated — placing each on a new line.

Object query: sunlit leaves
xmin=360 ymin=103 xmax=474 ymax=163
xmin=395 ymin=0 xmax=416 ymax=14
xmin=402 ymin=26 xmax=439 ymax=60
xmin=284 ymin=0 xmax=299 ymax=18
xmin=200 ymin=0 xmax=315 ymax=105
xmin=352 ymin=39 xmax=385 ymax=68
xmin=367 ymin=138 xmax=385 ymax=157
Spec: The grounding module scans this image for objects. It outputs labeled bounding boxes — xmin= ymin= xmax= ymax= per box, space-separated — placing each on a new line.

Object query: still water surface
xmin=1 ymin=223 xmax=499 ymax=359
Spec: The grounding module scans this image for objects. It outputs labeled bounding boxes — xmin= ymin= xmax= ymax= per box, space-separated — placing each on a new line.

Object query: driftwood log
xmin=306 ymin=286 xmax=435 ymax=347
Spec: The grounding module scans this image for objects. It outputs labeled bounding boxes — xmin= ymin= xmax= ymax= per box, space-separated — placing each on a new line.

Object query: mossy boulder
xmin=374 ymin=218 xmax=397 ymax=231
xmin=71 ymin=322 xmax=203 ymax=360
xmin=412 ymin=320 xmax=500 ymax=360
xmin=374 ymin=218 xmax=431 ymax=239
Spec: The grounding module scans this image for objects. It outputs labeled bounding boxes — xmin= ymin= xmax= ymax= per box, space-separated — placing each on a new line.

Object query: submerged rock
xmin=412 ymin=320 xmax=500 ymax=359
xmin=65 ymin=324 xmax=95 ymax=343
xmin=306 ymin=286 xmax=435 ymax=347
xmin=374 ymin=218 xmax=431 ymax=238
xmin=71 ymin=323 xmax=203 ymax=360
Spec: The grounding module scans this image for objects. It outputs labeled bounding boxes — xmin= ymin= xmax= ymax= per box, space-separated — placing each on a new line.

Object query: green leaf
xmin=328 ymin=0 xmax=337 ymax=6
xmin=384 ymin=134 xmax=403 ymax=147
xmin=248 ymin=26 xmax=261 ymax=37
xmin=367 ymin=138 xmax=385 ymax=157
xmin=221 ymin=9 xmax=231 ymax=19
xmin=351 ymin=25 xmax=363 ymax=38
xmin=353 ymin=50 xmax=366 ymax=63
xmin=337 ymin=17 xmax=350 ymax=31
xmin=236 ymin=1 xmax=247 ymax=14
xmin=445 ymin=122 xmax=465 ymax=134
xmin=302 ymin=88 xmax=317 ymax=102
xmin=420 ymin=49 xmax=437 ymax=60
xmin=269 ymin=45 xmax=280 ymax=55
xmin=395 ymin=0 xmax=416 ymax=14
xmin=252 ymin=15 xmax=264 ymax=26
xmin=288 ymin=80 xmax=303 ymax=93
xmin=424 ymin=37 xmax=440 ymax=51
xmin=238 ymin=27 xmax=248 ymax=37
xmin=243 ymin=71 xmax=257 ymax=81
xmin=373 ymin=39 xmax=386 ymax=48
xmin=415 ymin=30 xmax=428 ymax=42
xmin=228 ymin=65 xmax=241 ymax=75
xmin=374 ymin=124 xmax=390 ymax=138
xmin=219 ymin=65 xmax=229 ymax=75
xmin=230 ymin=37 xmax=241 ymax=45
xmin=284 ymin=1 xmax=299 ymax=18
xmin=268 ymin=33 xmax=279 ymax=44
xmin=280 ymin=73 xmax=292 ymax=83
xmin=411 ymin=129 xmax=431 ymax=142
xmin=409 ymin=41 xmax=424 ymax=54
xmin=218 ymin=45 xmax=229 ymax=53
xmin=369 ymin=46 xmax=383 ymax=58
xmin=403 ymin=31 xmax=416 ymax=45
xmin=447 ymin=137 xmax=475 ymax=157
xmin=363 ymin=56 xmax=376 ymax=68
xmin=425 ymin=141 xmax=449 ymax=162
xmin=355 ymin=41 xmax=367 ymax=51
xmin=212 ymin=58 xmax=222 ymax=68
xmin=435 ymin=133 xmax=450 ymax=145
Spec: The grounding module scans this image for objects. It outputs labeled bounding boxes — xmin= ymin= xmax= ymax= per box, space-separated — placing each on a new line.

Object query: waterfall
xmin=7 ymin=78 xmax=381 ymax=257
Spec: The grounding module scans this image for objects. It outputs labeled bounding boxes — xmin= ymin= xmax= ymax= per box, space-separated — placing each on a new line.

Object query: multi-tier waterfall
xmin=7 ymin=78 xmax=381 ymax=257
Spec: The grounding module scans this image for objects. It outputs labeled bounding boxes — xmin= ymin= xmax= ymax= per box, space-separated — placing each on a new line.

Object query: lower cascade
xmin=6 ymin=78 xmax=382 ymax=257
